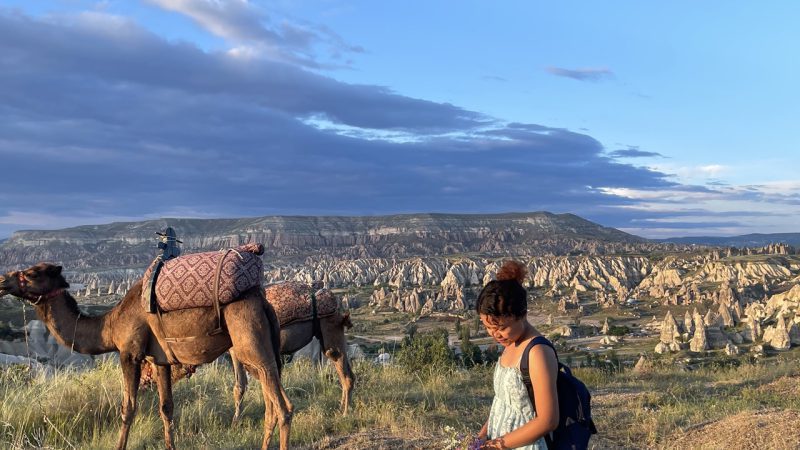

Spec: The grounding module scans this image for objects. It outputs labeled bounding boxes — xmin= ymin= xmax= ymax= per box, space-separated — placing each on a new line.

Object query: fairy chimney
xmin=660 ymin=311 xmax=681 ymax=344
xmin=718 ymin=304 xmax=735 ymax=327
xmin=690 ymin=311 xmax=708 ymax=352
xmin=765 ymin=315 xmax=791 ymax=350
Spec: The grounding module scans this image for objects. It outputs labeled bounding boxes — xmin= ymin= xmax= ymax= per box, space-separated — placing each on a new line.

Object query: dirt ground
xmin=665 ymin=409 xmax=800 ymax=450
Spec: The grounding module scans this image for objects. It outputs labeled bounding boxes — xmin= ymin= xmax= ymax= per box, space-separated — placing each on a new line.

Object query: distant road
xmin=349 ymin=334 xmax=404 ymax=343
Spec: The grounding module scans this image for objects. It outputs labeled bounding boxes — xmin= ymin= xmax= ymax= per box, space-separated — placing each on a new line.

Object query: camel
xmin=231 ymin=282 xmax=355 ymax=421
xmin=0 ymin=263 xmax=292 ymax=450
xmin=141 ymin=281 xmax=356 ymax=419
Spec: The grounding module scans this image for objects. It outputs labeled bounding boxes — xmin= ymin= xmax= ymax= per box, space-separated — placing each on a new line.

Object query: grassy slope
xmin=2 ymin=350 xmax=800 ymax=449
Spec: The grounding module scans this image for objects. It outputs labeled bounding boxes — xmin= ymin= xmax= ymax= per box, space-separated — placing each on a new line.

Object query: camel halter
xmin=16 ymin=272 xmax=65 ymax=305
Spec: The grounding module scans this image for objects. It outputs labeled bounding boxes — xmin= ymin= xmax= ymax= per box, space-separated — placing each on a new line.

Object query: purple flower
xmin=467 ymin=436 xmax=485 ymax=450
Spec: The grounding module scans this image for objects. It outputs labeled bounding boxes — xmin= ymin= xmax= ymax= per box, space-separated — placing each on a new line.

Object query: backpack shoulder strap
xmin=519 ymin=336 xmax=557 ymax=415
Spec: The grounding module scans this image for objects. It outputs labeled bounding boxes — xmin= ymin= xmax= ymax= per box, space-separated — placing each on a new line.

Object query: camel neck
xmin=35 ymin=291 xmax=116 ymax=355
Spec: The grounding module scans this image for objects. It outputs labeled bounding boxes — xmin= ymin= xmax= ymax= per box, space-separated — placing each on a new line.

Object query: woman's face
xmin=480 ymin=314 xmax=526 ymax=347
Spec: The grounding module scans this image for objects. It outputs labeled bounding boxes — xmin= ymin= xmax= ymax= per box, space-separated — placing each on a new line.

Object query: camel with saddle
xmin=142 ymin=280 xmax=356 ymax=418
xmin=0 ymin=243 xmax=292 ymax=450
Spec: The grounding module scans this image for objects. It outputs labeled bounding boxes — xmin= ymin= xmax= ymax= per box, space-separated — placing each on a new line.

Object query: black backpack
xmin=520 ymin=336 xmax=598 ymax=450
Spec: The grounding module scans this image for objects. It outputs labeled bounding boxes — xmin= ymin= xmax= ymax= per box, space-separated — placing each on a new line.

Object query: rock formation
xmin=690 ymin=311 xmax=708 ymax=352
xmin=763 ymin=315 xmax=791 ymax=350
xmin=659 ymin=311 xmax=682 ymax=352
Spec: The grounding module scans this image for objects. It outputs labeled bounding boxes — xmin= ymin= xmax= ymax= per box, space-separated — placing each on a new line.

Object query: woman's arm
xmin=482 ymin=345 xmax=559 ymax=449
xmin=478 ymin=420 xmax=488 ymax=439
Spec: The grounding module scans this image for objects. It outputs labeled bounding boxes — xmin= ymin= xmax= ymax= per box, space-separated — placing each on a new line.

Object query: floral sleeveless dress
xmin=487 ymin=361 xmax=548 ymax=449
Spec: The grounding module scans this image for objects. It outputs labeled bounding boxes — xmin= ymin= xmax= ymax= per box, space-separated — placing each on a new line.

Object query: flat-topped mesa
xmin=0 ymin=212 xmax=659 ymax=272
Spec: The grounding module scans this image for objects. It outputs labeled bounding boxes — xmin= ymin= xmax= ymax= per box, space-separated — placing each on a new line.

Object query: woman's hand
xmin=480 ymin=437 xmax=507 ymax=449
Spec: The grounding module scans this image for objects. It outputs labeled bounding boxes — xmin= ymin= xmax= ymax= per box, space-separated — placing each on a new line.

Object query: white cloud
xmin=597 ymin=187 xmax=722 ymax=202
xmin=647 ymin=163 xmax=731 ymax=182
xmin=146 ymin=0 xmax=361 ymax=67
xmin=698 ymin=164 xmax=725 ymax=176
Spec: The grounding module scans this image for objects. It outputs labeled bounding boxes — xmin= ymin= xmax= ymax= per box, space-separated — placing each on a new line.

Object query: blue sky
xmin=0 ymin=0 xmax=798 ymax=239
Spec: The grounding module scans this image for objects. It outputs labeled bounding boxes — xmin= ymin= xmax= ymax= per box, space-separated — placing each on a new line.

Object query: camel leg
xmin=116 ymin=353 xmax=143 ymax=450
xmin=231 ymin=350 xmax=281 ymax=435
xmin=323 ymin=331 xmax=355 ymax=415
xmin=255 ymin=366 xmax=290 ymax=450
xmin=230 ymin=350 xmax=249 ymax=425
xmin=156 ymin=365 xmax=176 ymax=450
xmin=227 ymin=303 xmax=293 ymax=450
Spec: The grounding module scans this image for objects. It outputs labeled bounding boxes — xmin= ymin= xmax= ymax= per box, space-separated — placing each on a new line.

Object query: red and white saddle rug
xmin=142 ymin=243 xmax=265 ymax=312
xmin=265 ymin=281 xmax=338 ymax=327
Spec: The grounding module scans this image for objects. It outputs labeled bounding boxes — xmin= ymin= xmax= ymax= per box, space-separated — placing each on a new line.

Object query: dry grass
xmin=664 ymin=409 xmax=800 ymax=450
xmin=585 ymin=353 xmax=800 ymax=449
xmin=0 ymin=358 xmax=492 ymax=449
xmin=1 ymin=351 xmax=799 ymax=449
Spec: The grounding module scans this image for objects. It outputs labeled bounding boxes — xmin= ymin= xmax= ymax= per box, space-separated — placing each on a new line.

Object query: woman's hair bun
xmin=495 ymin=260 xmax=527 ymax=283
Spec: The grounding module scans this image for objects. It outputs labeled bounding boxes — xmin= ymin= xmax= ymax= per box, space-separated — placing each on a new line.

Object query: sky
xmin=0 ymin=0 xmax=798 ymax=239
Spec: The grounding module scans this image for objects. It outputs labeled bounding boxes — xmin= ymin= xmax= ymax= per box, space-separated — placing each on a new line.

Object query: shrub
xmin=608 ymin=325 xmax=630 ymax=337
xmin=395 ymin=328 xmax=456 ymax=373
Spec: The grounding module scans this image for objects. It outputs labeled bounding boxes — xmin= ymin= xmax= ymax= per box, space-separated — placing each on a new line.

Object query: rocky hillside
xmin=0 ymin=212 xmax=658 ymax=272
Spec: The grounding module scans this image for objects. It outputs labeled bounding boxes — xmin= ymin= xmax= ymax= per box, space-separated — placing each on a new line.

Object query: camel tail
xmin=263 ymin=300 xmax=282 ymax=376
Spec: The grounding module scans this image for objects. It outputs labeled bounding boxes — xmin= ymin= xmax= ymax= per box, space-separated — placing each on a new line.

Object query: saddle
xmin=266 ymin=281 xmax=338 ymax=327
xmin=141 ymin=243 xmax=265 ymax=313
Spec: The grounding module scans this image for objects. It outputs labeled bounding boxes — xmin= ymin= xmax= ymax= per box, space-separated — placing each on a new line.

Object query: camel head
xmin=0 ymin=263 xmax=70 ymax=303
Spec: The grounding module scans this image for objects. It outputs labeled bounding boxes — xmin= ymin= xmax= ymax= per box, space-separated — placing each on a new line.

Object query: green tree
xmin=608 ymin=325 xmax=630 ymax=337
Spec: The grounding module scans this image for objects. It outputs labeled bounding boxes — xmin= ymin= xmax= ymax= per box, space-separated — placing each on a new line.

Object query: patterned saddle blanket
xmin=265 ymin=281 xmax=338 ymax=327
xmin=142 ymin=243 xmax=265 ymax=312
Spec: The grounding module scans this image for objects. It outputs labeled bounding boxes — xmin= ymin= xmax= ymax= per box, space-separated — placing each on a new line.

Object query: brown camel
xmin=231 ymin=282 xmax=355 ymax=422
xmin=0 ymin=263 xmax=292 ymax=450
xmin=142 ymin=282 xmax=356 ymax=419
